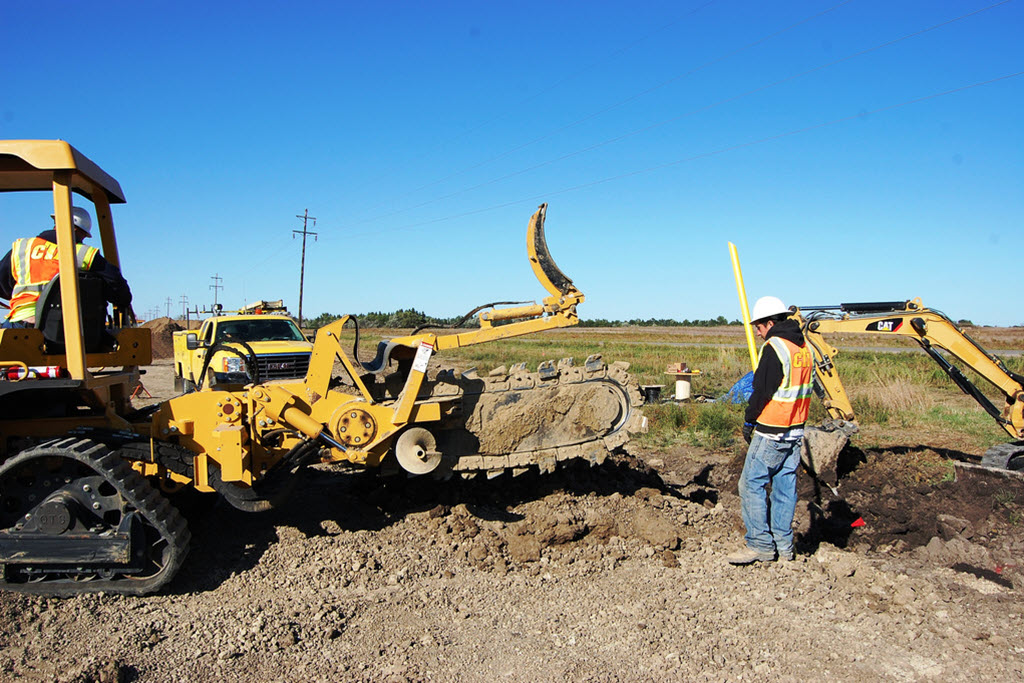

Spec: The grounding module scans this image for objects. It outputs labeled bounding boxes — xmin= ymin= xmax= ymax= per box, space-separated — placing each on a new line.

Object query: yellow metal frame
xmin=149 ymin=203 xmax=588 ymax=483
xmin=0 ymin=140 xmax=149 ymax=457
xmin=0 ymin=140 xmax=145 ymax=384
xmin=795 ymin=299 xmax=1024 ymax=439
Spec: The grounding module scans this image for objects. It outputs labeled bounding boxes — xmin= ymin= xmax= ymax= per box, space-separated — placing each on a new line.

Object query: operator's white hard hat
xmin=751 ymin=295 xmax=789 ymax=323
xmin=50 ymin=206 xmax=93 ymax=237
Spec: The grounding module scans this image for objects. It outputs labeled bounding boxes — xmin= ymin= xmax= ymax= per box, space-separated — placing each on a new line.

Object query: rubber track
xmin=0 ymin=437 xmax=191 ymax=597
xmin=422 ymin=356 xmax=646 ymax=476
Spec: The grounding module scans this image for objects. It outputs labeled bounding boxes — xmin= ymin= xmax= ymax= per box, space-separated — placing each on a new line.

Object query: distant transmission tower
xmin=292 ymin=209 xmax=318 ymax=327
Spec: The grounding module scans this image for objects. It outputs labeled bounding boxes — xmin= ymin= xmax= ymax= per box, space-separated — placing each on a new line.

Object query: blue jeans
xmin=739 ymin=433 xmax=801 ymax=556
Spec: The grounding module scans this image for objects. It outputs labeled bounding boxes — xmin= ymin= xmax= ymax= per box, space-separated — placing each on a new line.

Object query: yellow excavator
xmin=0 ymin=140 xmax=645 ymax=596
xmin=793 ymin=299 xmax=1024 ymax=473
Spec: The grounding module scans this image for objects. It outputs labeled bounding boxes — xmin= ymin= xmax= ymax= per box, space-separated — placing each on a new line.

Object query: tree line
xmin=305 ymin=309 xmax=742 ymax=330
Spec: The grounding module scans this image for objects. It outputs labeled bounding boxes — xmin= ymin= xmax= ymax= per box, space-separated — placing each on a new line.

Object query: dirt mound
xmin=2 ymin=444 xmax=1023 ymax=680
xmin=714 ymin=443 xmax=1024 ymax=590
xmin=141 ymin=317 xmax=182 ymax=360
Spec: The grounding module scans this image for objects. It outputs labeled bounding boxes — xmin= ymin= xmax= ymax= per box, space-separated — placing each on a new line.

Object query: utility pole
xmin=292 ymin=209 xmax=318 ymax=327
xmin=179 ymin=294 xmax=189 ymax=321
xmin=209 ymin=273 xmax=223 ymax=313
xmin=164 ymin=297 xmax=173 ymax=317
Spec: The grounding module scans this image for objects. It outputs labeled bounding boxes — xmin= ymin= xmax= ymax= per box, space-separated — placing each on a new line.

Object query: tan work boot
xmin=726 ymin=546 xmax=776 ymax=565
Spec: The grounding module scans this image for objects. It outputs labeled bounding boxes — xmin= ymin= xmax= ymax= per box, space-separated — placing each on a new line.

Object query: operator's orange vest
xmin=7 ymin=237 xmax=98 ymax=322
xmin=756 ymin=336 xmax=813 ymax=429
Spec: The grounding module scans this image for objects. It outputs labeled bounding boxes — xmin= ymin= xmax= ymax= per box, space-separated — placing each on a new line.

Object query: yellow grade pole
xmin=728 ymin=242 xmax=758 ymax=372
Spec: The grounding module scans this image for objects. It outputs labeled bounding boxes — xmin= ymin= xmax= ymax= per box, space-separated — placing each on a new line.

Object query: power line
xmin=340 ymin=70 xmax=1024 ymax=240
xmin=344 ymin=0 xmax=1011 ymax=230
xmin=347 ymin=0 xmax=726 ymax=211
xmin=347 ymin=0 xmax=858 ymax=227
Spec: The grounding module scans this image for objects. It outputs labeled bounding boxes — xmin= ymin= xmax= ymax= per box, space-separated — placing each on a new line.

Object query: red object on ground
xmin=850 ymin=517 xmax=866 ymax=528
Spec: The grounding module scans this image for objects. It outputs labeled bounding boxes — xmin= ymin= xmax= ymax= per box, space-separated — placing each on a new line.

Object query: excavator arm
xmin=795 ymin=298 xmax=1024 ymax=445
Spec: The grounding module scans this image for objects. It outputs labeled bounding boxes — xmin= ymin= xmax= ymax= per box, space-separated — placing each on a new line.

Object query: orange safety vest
xmin=756 ymin=336 xmax=813 ymax=429
xmin=8 ymin=237 xmax=98 ymax=323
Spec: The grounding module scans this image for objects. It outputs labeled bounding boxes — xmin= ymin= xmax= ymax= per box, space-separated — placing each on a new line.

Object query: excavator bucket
xmin=801 ymin=420 xmax=859 ymax=487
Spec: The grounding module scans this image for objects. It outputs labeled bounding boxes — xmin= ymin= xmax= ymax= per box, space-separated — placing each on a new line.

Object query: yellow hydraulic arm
xmin=794 ymin=298 xmax=1024 ymax=440
xmin=160 ymin=203 xmax=592 ymax=482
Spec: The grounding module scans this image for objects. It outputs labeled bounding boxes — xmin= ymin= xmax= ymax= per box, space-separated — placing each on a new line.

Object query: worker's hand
xmin=742 ymin=422 xmax=754 ymax=444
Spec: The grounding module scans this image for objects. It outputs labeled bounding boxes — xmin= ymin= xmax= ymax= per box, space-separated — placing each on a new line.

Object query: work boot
xmin=777 ymin=551 xmax=795 ymax=562
xmin=725 ymin=546 xmax=776 ymax=565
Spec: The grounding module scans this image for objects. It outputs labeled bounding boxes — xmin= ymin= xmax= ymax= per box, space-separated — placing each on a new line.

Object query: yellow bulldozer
xmin=0 ymin=140 xmax=645 ymax=596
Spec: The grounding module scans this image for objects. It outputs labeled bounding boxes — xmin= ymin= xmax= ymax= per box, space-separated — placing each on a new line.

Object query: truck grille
xmin=255 ymin=353 xmax=311 ymax=381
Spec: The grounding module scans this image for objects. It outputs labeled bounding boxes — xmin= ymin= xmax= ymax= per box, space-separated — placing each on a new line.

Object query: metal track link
xmin=0 ymin=437 xmax=191 ymax=597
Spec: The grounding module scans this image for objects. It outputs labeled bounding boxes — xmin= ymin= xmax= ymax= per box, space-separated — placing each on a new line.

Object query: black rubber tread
xmin=0 ymin=437 xmax=191 ymax=597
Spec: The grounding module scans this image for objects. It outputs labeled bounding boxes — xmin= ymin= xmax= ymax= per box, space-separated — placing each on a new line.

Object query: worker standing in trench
xmin=727 ymin=296 xmax=813 ymax=565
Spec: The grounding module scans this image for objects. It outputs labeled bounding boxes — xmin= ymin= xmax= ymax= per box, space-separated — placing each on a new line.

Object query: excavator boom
xmin=794 ymin=298 xmax=1024 ymax=470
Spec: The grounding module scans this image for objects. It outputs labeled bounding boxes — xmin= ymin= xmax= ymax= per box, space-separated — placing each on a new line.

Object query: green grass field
xmin=336 ymin=325 xmax=1023 ymax=456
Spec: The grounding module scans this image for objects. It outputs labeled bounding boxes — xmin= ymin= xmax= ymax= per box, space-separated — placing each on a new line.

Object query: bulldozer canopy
xmin=0 ymin=140 xmax=126 ymax=204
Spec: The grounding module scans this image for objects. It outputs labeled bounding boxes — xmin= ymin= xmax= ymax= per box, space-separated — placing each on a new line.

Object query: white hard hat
xmin=50 ymin=206 xmax=93 ymax=237
xmin=751 ymin=295 xmax=789 ymax=323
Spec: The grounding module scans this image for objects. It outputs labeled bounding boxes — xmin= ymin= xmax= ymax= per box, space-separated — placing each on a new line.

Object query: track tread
xmin=0 ymin=437 xmax=191 ymax=597
xmin=423 ymin=356 xmax=645 ymax=476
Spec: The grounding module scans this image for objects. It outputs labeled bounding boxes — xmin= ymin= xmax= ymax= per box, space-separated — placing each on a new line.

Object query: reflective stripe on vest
xmin=756 ymin=336 xmax=813 ymax=429
xmin=8 ymin=237 xmax=98 ymax=322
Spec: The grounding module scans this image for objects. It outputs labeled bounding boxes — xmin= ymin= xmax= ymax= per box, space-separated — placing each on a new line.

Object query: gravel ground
xmin=1 ymin=361 xmax=1022 ymax=682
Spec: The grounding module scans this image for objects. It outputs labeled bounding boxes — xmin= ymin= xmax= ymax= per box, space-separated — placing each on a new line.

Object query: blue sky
xmin=2 ymin=0 xmax=1021 ymax=325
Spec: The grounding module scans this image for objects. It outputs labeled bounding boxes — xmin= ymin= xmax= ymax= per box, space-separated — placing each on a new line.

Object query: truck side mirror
xmin=185 ymin=332 xmax=200 ymax=351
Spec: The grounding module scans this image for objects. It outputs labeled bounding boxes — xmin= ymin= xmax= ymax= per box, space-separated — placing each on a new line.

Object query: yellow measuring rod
xmin=728 ymin=242 xmax=758 ymax=372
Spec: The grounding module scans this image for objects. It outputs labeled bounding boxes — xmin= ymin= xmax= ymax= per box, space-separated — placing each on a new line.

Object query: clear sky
xmin=2 ymin=1 xmax=1021 ymax=325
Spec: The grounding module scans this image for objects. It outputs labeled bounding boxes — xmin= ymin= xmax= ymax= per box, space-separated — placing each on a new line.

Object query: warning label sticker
xmin=412 ymin=340 xmax=433 ymax=373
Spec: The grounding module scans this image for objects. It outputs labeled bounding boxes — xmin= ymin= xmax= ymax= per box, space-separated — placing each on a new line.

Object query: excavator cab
xmin=0 ymin=140 xmax=151 ymax=456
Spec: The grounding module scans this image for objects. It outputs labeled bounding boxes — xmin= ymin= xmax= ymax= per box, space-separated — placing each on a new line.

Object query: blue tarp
xmin=720 ymin=371 xmax=753 ymax=403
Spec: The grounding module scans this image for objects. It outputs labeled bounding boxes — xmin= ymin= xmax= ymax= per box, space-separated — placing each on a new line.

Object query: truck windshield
xmin=215 ymin=320 xmax=305 ymax=343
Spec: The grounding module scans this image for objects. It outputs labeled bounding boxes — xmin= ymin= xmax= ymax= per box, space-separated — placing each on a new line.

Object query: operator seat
xmin=34 ymin=272 xmax=113 ymax=354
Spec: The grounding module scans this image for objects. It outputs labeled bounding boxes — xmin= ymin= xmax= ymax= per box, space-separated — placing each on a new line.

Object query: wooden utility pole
xmin=292 ymin=209 xmax=317 ymax=327
xmin=209 ymin=273 xmax=223 ymax=313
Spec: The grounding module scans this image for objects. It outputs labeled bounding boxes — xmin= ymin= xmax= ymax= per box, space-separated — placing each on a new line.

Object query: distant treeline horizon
xmin=300 ymin=309 xmax=743 ymax=330
xmin=162 ymin=308 xmax=1002 ymax=329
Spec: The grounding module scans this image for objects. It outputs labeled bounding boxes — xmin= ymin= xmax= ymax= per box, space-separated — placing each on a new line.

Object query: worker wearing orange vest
xmin=727 ymin=295 xmax=813 ymax=565
xmin=0 ymin=207 xmax=132 ymax=325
